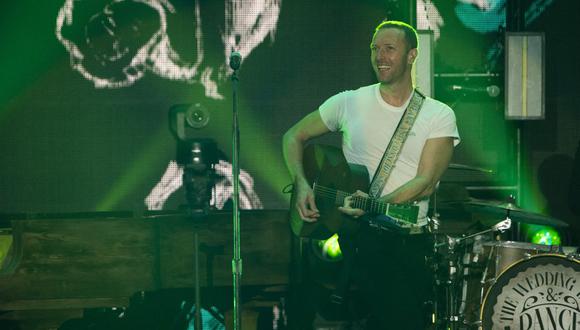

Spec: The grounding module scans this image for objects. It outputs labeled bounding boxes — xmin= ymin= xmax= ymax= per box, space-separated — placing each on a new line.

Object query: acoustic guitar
xmin=289 ymin=144 xmax=419 ymax=239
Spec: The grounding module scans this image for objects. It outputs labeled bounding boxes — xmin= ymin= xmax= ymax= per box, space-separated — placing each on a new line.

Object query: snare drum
xmin=481 ymin=254 xmax=580 ymax=330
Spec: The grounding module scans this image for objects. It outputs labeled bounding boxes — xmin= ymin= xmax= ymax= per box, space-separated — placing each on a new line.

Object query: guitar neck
xmin=314 ymin=184 xmax=394 ymax=216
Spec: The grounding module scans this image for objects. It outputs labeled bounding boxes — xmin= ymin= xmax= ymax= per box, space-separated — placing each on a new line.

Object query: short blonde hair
xmin=372 ymin=20 xmax=418 ymax=51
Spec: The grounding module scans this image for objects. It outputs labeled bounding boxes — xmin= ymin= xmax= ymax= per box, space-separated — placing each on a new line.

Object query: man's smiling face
xmin=370 ymin=27 xmax=416 ymax=85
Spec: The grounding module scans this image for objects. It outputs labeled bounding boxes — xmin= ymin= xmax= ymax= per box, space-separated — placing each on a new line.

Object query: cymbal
xmin=448 ymin=163 xmax=493 ymax=173
xmin=464 ymin=199 xmax=569 ymax=228
xmin=466 ymin=200 xmax=521 ymax=211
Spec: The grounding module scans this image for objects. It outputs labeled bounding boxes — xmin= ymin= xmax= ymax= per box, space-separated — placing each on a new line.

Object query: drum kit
xmin=429 ymin=165 xmax=580 ymax=330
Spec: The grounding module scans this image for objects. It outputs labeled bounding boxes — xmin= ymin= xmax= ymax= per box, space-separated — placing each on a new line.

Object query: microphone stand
xmin=230 ymin=54 xmax=242 ymax=330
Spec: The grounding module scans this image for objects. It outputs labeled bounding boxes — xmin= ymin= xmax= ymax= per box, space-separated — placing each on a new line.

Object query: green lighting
xmin=0 ymin=234 xmax=13 ymax=266
xmin=317 ymin=233 xmax=343 ymax=261
xmin=0 ymin=3 xmax=61 ymax=124
xmin=96 ymin=127 xmax=173 ymax=211
xmin=527 ymin=225 xmax=561 ymax=246
xmin=237 ymin=97 xmax=291 ymax=204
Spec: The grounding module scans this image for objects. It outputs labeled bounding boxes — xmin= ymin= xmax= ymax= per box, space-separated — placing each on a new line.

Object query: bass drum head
xmin=481 ymin=254 xmax=580 ymax=330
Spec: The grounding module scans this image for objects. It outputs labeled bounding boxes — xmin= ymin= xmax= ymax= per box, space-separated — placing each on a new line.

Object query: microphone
xmin=229 ymin=51 xmax=242 ymax=70
xmin=449 ymin=84 xmax=500 ymax=97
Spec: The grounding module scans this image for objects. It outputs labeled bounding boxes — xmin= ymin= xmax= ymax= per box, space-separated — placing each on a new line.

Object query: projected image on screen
xmin=55 ymin=0 xmax=281 ymax=211
xmin=56 ymin=0 xmax=281 ymax=99
xmin=8 ymin=0 xmax=559 ymax=213
xmin=145 ymin=159 xmax=263 ymax=210
xmin=417 ymin=0 xmax=553 ymax=72
xmin=417 ymin=0 xmax=506 ymax=72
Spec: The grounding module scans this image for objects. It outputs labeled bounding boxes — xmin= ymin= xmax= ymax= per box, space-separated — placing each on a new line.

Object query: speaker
xmin=505 ymin=33 xmax=545 ymax=120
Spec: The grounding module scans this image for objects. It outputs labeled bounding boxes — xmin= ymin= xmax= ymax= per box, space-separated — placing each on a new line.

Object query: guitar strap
xmin=368 ymin=89 xmax=426 ymax=199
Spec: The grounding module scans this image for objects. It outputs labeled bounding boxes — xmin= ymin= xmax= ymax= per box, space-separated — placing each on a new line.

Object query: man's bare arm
xmin=381 ymin=136 xmax=454 ymax=203
xmin=282 ymin=111 xmax=331 ymax=221
xmin=339 ymin=137 xmax=454 ymax=218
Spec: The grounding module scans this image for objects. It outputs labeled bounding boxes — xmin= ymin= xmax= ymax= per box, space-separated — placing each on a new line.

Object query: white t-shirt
xmin=319 ymin=83 xmax=460 ymax=225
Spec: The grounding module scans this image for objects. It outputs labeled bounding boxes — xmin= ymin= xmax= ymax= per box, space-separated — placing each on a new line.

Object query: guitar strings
xmin=313 ymin=185 xmax=384 ymax=212
xmin=312 ymin=185 xmax=414 ymax=218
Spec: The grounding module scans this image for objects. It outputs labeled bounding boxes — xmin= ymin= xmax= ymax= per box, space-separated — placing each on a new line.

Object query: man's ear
xmin=408 ymin=48 xmax=418 ymax=65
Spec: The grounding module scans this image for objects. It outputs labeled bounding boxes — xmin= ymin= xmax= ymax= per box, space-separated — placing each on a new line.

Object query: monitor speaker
xmin=505 ymin=33 xmax=545 ymax=120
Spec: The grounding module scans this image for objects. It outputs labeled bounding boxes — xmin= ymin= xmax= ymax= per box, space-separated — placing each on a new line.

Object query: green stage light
xmin=527 ymin=225 xmax=561 ymax=246
xmin=0 ymin=233 xmax=12 ymax=266
xmin=316 ymin=234 xmax=343 ymax=261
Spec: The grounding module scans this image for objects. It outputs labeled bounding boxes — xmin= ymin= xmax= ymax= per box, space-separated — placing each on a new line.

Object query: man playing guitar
xmin=283 ymin=20 xmax=459 ymax=329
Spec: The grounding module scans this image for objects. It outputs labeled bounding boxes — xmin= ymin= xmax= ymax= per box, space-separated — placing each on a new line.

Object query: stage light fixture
xmin=525 ymin=224 xmax=561 ymax=246
xmin=169 ymin=103 xmax=211 ymax=142
xmin=312 ymin=234 xmax=343 ymax=262
xmin=169 ymin=104 xmax=219 ymax=212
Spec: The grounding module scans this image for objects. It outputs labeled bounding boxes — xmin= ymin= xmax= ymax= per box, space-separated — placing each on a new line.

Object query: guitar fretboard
xmin=314 ymin=184 xmax=405 ymax=217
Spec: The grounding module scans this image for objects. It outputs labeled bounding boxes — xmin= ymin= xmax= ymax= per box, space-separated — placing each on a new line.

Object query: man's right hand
xmin=283 ymin=110 xmax=330 ymax=222
xmin=294 ymin=179 xmax=320 ymax=222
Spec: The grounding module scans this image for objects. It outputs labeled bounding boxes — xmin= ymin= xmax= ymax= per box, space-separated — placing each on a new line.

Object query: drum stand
xmin=433 ymin=234 xmax=463 ymax=329
xmin=433 ymin=219 xmax=511 ymax=329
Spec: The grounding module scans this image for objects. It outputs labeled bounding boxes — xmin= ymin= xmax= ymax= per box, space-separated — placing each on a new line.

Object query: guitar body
xmin=290 ymin=144 xmax=370 ymax=239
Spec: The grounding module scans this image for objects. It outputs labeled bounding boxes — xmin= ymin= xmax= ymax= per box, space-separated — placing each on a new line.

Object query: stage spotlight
xmin=312 ymin=234 xmax=343 ymax=262
xmin=176 ymin=139 xmax=218 ymax=212
xmin=169 ymin=104 xmax=218 ymax=212
xmin=169 ymin=103 xmax=211 ymax=141
xmin=526 ymin=225 xmax=561 ymax=246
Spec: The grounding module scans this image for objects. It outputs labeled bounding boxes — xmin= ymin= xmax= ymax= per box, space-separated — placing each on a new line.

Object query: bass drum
xmin=481 ymin=254 xmax=580 ymax=330
xmin=459 ymin=240 xmax=555 ymax=326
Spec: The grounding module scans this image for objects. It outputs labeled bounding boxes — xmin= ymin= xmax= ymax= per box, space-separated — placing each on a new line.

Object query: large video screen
xmin=0 ymin=0 xmax=512 ymax=213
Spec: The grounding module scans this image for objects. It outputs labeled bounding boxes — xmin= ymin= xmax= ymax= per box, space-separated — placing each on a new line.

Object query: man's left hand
xmin=338 ymin=190 xmax=367 ymax=218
